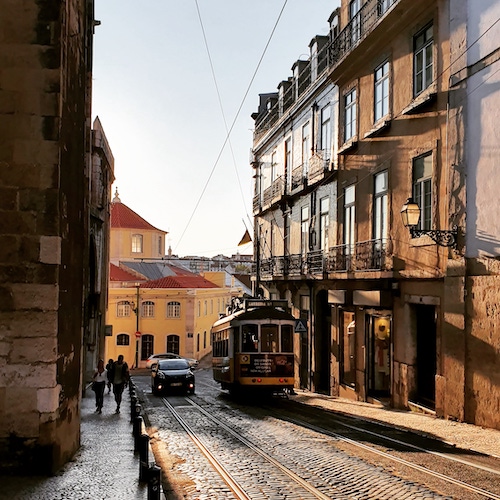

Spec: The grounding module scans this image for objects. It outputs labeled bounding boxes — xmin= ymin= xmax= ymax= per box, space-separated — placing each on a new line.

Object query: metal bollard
xmin=139 ymin=433 xmax=150 ymax=482
xmin=148 ymin=465 xmax=161 ymax=500
xmin=130 ymin=395 xmax=137 ymax=420
xmin=133 ymin=416 xmax=143 ymax=451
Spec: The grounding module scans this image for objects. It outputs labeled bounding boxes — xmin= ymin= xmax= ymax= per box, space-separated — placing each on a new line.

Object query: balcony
xmin=328 ymin=0 xmax=398 ymax=68
xmin=257 ymin=238 xmax=391 ymax=282
xmin=327 ymin=238 xmax=391 ymax=273
xmin=291 ymin=165 xmax=306 ymax=192
xmin=308 ymin=151 xmax=330 ymax=185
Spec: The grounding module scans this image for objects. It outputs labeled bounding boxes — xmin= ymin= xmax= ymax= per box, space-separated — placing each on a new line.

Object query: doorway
xmin=415 ymin=304 xmax=437 ymax=409
xmin=366 ymin=312 xmax=391 ymax=397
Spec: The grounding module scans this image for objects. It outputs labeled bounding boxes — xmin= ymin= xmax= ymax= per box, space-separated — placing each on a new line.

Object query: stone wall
xmin=0 ymin=0 xmax=94 ymax=473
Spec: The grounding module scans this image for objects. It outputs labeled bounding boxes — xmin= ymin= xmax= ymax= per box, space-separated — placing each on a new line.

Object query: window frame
xmin=344 ymin=185 xmax=356 ymax=255
xmin=117 ymin=300 xmax=131 ymax=318
xmin=413 ymin=23 xmax=434 ymax=96
xmin=141 ymin=300 xmax=155 ymax=318
xmin=373 ymin=171 xmax=388 ymax=241
xmin=374 ymin=61 xmax=390 ymax=123
xmin=412 ymin=152 xmax=433 ymax=230
xmin=116 ymin=333 xmax=130 ymax=346
xmin=320 ymin=104 xmax=332 ymax=158
xmin=344 ymin=88 xmax=357 ymax=143
xmin=131 ymin=233 xmax=143 ymax=254
xmin=166 ymin=301 xmax=181 ymax=318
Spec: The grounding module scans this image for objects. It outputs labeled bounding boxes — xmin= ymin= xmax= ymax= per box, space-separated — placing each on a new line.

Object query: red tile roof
xmin=111 ymin=201 xmax=166 ymax=232
xmin=109 ymin=263 xmax=145 ymax=282
xmin=140 ymin=275 xmax=219 ymax=289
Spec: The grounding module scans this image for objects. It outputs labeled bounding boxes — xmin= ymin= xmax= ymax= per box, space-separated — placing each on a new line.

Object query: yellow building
xmin=105 ymin=193 xmax=240 ymax=368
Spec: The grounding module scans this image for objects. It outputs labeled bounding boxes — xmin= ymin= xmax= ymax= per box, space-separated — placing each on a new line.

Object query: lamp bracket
xmin=410 ymin=225 xmax=458 ymax=248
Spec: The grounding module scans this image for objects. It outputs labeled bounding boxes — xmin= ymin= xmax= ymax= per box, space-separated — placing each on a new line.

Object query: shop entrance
xmin=366 ymin=312 xmax=391 ymax=397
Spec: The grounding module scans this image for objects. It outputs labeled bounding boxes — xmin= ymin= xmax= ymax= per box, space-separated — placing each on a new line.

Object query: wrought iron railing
xmin=258 ymin=238 xmax=391 ymax=280
xmin=328 ymin=0 xmax=397 ymax=67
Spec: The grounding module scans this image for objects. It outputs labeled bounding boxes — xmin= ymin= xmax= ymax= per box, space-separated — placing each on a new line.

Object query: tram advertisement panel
xmin=239 ymin=354 xmax=293 ymax=377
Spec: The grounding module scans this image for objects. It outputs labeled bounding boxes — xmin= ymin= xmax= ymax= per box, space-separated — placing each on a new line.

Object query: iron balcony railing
xmin=253 ymin=0 xmax=398 ymax=140
xmin=328 ymin=0 xmax=397 ymax=67
xmin=258 ymin=238 xmax=391 ymax=280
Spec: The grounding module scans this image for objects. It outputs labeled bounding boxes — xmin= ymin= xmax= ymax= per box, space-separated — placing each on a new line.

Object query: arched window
xmin=117 ymin=333 xmax=130 ymax=346
xmin=117 ymin=301 xmax=131 ymax=317
xmin=141 ymin=334 xmax=154 ymax=360
xmin=166 ymin=334 xmax=180 ymax=354
xmin=141 ymin=300 xmax=155 ymax=317
xmin=166 ymin=301 xmax=181 ymax=318
xmin=131 ymin=234 xmax=143 ymax=253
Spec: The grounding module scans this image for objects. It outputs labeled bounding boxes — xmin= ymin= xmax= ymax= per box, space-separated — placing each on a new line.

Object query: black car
xmin=151 ymin=358 xmax=195 ymax=395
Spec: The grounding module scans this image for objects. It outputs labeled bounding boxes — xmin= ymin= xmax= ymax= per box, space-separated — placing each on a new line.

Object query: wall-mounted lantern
xmin=400 ymin=198 xmax=458 ymax=248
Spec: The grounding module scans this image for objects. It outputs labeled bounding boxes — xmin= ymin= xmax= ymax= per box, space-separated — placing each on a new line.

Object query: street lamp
xmin=130 ymin=284 xmax=140 ymax=369
xmin=400 ymin=198 xmax=458 ymax=248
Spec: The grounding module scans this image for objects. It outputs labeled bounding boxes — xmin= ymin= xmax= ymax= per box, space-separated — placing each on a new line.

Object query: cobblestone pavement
xmin=0 ymin=386 xmax=148 ymax=500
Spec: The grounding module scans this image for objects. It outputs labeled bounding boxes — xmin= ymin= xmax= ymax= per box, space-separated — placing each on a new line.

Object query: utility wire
xmin=175 ymin=0 xmax=289 ymax=253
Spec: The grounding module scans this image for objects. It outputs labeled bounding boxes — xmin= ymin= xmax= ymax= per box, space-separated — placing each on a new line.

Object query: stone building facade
xmin=0 ymin=0 xmax=110 ymax=473
xmin=251 ymin=0 xmax=500 ymax=430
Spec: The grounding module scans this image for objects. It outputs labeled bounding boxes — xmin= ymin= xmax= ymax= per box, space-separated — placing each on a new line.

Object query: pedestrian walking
xmin=105 ymin=358 xmax=114 ymax=393
xmin=109 ymin=355 xmax=130 ymax=413
xmin=92 ymin=359 xmax=107 ymax=414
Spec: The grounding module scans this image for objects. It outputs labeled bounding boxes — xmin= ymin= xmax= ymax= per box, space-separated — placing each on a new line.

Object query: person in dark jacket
xmin=109 ymin=355 xmax=130 ymax=413
xmin=105 ymin=358 xmax=114 ymax=393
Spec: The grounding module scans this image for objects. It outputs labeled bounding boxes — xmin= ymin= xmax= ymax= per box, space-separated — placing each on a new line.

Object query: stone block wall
xmin=0 ymin=0 xmax=94 ymax=473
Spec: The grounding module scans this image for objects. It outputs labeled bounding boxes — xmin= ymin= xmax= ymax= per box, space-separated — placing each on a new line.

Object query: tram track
xmin=259 ymin=399 xmax=500 ymax=499
xmin=161 ymin=396 xmax=333 ymax=499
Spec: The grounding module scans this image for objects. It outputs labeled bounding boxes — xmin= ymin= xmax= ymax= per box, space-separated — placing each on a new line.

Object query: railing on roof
xmin=253 ymin=0 xmax=399 ymax=141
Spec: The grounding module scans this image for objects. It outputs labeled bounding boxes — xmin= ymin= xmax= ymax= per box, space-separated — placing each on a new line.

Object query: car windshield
xmin=158 ymin=359 xmax=189 ymax=370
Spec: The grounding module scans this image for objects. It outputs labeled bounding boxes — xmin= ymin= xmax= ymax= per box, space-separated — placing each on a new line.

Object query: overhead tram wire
xmin=194 ymin=0 xmax=251 ymax=226
xmin=174 ymin=0 xmax=289 ymax=254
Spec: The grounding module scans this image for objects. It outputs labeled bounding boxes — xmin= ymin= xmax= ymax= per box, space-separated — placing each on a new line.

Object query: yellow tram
xmin=211 ymin=299 xmax=296 ymax=395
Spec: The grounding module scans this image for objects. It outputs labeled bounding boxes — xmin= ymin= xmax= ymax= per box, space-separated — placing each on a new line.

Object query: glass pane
xmin=242 ymin=324 xmax=258 ymax=352
xmin=261 ymin=324 xmax=279 ymax=353
xmin=281 ymin=325 xmax=293 ymax=353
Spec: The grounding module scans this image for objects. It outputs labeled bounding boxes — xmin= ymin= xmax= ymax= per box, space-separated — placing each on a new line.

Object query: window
xmin=285 ymin=137 xmax=292 ymax=188
xmin=242 ymin=324 xmax=259 ymax=352
xmin=117 ymin=301 xmax=131 ymax=317
xmin=203 ymin=331 xmax=207 ymax=349
xmin=374 ymin=61 xmax=390 ymax=122
xmin=166 ymin=301 xmax=180 ymax=318
xmin=413 ymin=153 xmax=433 ymax=230
xmin=141 ymin=334 xmax=154 ymax=360
xmin=117 ymin=333 xmax=130 ymax=346
xmin=204 ymin=300 xmax=207 ymax=316
xmin=166 ymin=334 xmax=180 ymax=354
xmin=319 ymin=197 xmax=330 ymax=251
xmin=131 ymin=234 xmax=143 ymax=253
xmin=344 ymin=185 xmax=355 ymax=254
xmin=197 ymin=333 xmax=200 ymax=352
xmin=320 ymin=105 xmax=331 ymax=158
xmin=281 ymin=325 xmax=293 ymax=353
xmin=349 ymin=0 xmax=361 ymax=46
xmin=378 ymin=0 xmax=395 ymax=15
xmin=301 ymin=206 xmax=309 ymax=256
xmin=374 ymin=171 xmax=388 ymax=241
xmin=271 ymin=151 xmax=277 ymax=183
xmin=158 ymin=235 xmax=163 ymax=255
xmin=261 ymin=324 xmax=279 ymax=353
xmin=344 ymin=88 xmax=357 ymax=142
xmin=302 ymin=122 xmax=310 ymax=171
xmin=414 ymin=24 xmax=433 ymax=96
xmin=141 ymin=300 xmax=155 ymax=318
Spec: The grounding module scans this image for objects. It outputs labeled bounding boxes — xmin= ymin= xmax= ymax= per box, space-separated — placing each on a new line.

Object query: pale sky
xmin=92 ymin=1 xmax=339 ymax=257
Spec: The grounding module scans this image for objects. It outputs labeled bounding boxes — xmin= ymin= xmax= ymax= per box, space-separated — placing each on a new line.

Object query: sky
xmin=92 ymin=1 xmax=339 ymax=258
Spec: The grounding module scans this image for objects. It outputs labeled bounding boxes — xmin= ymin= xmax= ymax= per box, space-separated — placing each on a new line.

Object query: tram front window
xmin=261 ymin=324 xmax=279 ymax=353
xmin=242 ymin=324 xmax=258 ymax=352
xmin=281 ymin=325 xmax=293 ymax=352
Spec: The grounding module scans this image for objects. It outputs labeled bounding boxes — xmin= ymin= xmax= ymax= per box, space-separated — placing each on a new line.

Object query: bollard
xmin=148 ymin=465 xmax=161 ymax=500
xmin=133 ymin=416 xmax=143 ymax=451
xmin=139 ymin=433 xmax=150 ymax=482
xmin=130 ymin=395 xmax=137 ymax=420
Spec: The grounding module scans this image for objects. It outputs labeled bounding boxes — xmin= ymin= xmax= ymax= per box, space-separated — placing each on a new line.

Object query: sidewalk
xmin=0 ymin=386 xmax=148 ymax=500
